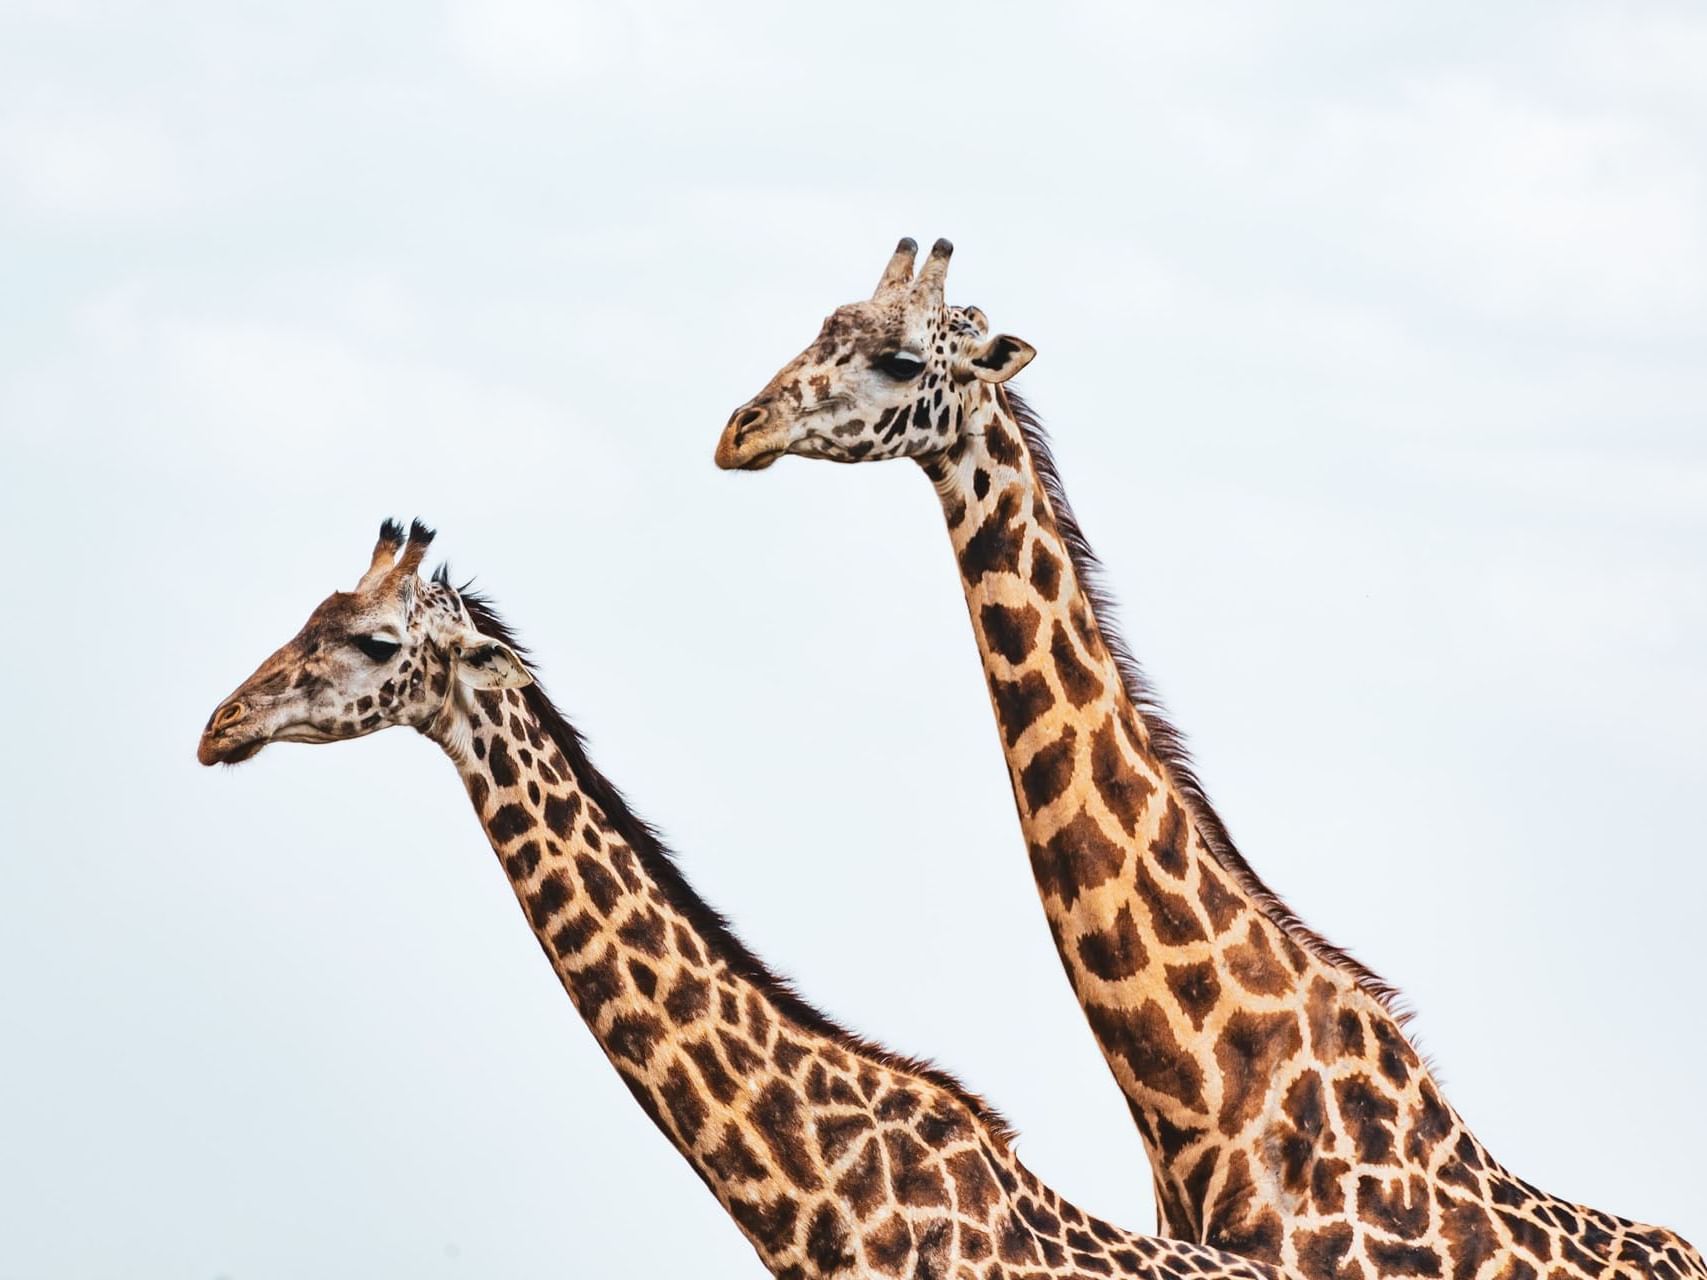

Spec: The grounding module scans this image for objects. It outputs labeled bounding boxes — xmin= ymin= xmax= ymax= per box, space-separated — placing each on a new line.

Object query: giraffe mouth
xmin=197 ymin=718 xmax=335 ymax=765
xmin=714 ymin=428 xmax=786 ymax=471
xmin=714 ymin=411 xmax=798 ymax=470
xmin=732 ymin=446 xmax=784 ymax=471
xmin=198 ymin=733 xmax=267 ymax=766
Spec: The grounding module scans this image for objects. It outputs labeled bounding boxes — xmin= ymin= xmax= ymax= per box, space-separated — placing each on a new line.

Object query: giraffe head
xmin=714 ymin=237 xmax=1035 ymax=471
xmin=196 ymin=519 xmax=530 ymax=766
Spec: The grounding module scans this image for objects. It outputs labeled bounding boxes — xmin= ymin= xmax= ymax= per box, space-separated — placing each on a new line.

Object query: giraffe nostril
xmin=729 ymin=404 xmax=767 ymax=441
xmin=212 ymin=701 xmax=246 ymax=732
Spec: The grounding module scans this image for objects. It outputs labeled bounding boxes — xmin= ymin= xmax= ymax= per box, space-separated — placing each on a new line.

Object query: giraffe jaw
xmin=197 ymin=719 xmax=342 ymax=766
xmin=729 ymin=445 xmax=784 ymax=471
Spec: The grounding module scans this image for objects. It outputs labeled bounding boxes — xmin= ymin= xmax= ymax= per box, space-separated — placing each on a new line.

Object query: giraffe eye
xmin=874 ymin=350 xmax=926 ymax=380
xmin=351 ymin=635 xmax=401 ymax=663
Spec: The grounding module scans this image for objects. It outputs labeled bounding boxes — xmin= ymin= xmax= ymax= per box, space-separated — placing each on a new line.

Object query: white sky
xmin=2 ymin=3 xmax=1703 ymax=1277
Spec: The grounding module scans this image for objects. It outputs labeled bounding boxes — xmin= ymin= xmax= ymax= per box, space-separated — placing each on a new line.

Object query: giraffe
xmin=197 ymin=517 xmax=1306 ymax=1280
xmin=713 ymin=239 xmax=1705 ymax=1280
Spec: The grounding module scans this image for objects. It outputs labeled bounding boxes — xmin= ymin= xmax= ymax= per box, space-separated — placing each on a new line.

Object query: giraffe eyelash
xmin=873 ymin=350 xmax=926 ymax=380
xmin=351 ymin=635 xmax=401 ymax=662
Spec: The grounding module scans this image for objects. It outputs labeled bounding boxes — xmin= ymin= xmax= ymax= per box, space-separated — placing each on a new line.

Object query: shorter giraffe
xmin=197 ymin=518 xmax=1306 ymax=1280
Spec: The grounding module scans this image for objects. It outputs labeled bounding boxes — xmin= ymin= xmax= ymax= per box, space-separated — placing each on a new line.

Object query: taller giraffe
xmin=714 ymin=239 xmax=1704 ymax=1280
xmin=196 ymin=518 xmax=1303 ymax=1280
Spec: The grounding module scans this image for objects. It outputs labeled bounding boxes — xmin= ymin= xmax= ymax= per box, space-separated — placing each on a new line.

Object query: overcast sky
xmin=2 ymin=3 xmax=1703 ymax=1277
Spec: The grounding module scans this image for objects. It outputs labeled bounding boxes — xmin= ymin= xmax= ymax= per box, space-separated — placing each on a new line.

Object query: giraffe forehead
xmin=301 ymin=587 xmax=423 ymax=645
xmin=303 ymin=592 xmax=369 ymax=634
xmin=816 ymin=299 xmax=931 ymax=353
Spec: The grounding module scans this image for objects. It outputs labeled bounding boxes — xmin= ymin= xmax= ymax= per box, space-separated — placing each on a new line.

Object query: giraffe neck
xmin=921 ymin=388 xmax=1415 ymax=1227
xmin=911 ymin=391 xmax=1702 ymax=1278
xmin=426 ymin=669 xmax=1273 ymax=1280
xmin=433 ymin=683 xmax=864 ymax=1270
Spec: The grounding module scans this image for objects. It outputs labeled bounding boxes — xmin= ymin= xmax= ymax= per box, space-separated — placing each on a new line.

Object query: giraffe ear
xmin=450 ymin=629 xmax=532 ymax=690
xmin=968 ymin=333 xmax=1036 ymax=383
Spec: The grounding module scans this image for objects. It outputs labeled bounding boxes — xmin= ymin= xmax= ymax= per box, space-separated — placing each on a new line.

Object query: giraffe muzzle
xmin=717 ymin=405 xmax=790 ymax=470
xmin=197 ymin=700 xmax=263 ymax=765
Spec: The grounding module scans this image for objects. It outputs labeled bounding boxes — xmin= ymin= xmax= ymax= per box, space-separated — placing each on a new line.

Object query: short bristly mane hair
xmin=432 ymin=566 xmax=1019 ymax=1144
xmin=999 ymin=389 xmax=1410 ymax=1023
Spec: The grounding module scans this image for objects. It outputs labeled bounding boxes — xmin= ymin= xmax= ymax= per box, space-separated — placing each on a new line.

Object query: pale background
xmin=2 ymin=3 xmax=1703 ymax=1277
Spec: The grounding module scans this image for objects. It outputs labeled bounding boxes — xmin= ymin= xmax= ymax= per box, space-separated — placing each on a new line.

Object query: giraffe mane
xmin=433 ymin=565 xmax=1021 ymax=1146
xmin=1000 ymin=389 xmax=1413 ymax=1025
